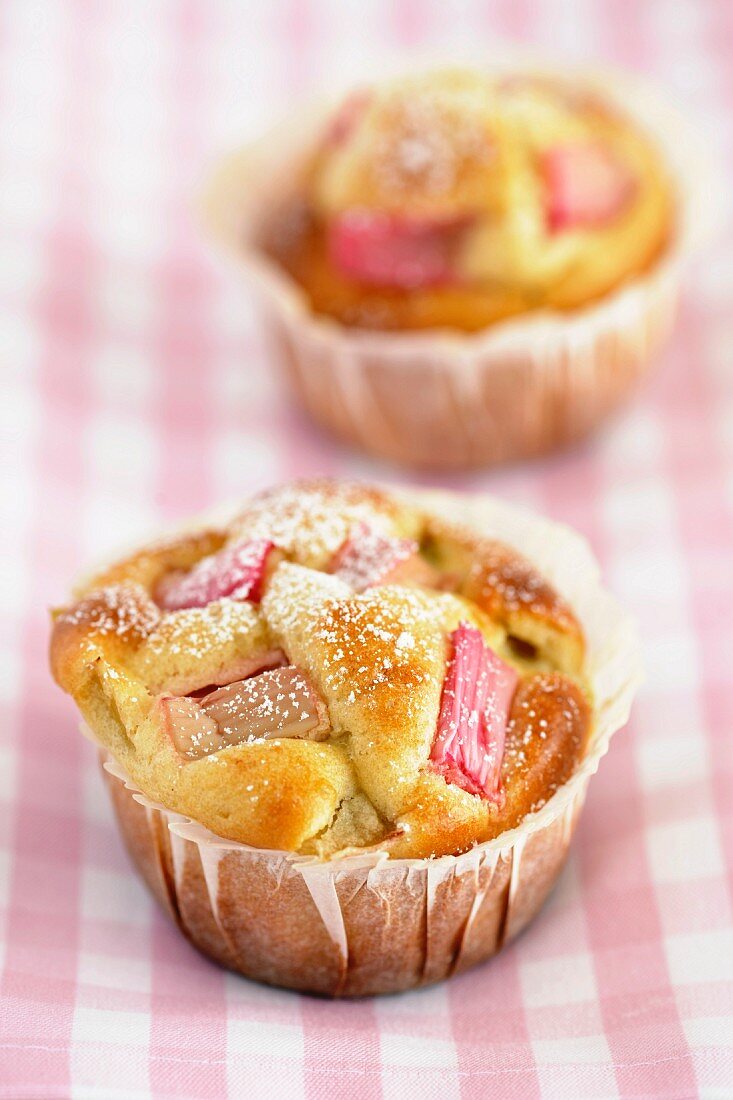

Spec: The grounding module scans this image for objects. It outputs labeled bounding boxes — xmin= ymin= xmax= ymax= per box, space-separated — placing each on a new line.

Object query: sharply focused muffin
xmin=50 ymin=480 xmax=591 ymax=860
xmin=263 ymin=68 xmax=674 ymax=332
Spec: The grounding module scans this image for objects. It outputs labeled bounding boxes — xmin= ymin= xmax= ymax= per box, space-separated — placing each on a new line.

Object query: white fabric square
xmin=227 ymin=1018 xmax=305 ymax=1061
xmin=666 ymin=929 xmax=733 ymax=986
xmin=72 ymin=1005 xmax=150 ymax=1048
xmin=521 ymin=951 xmax=598 ymax=1008
xmin=646 ymin=816 xmax=726 ymax=883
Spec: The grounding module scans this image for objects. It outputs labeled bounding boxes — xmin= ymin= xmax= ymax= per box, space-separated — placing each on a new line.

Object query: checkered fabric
xmin=1 ymin=1 xmax=732 ymax=1097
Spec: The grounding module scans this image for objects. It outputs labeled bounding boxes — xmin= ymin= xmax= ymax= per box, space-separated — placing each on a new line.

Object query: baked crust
xmin=50 ymin=480 xmax=590 ymax=858
xmin=264 ymin=68 xmax=674 ymax=331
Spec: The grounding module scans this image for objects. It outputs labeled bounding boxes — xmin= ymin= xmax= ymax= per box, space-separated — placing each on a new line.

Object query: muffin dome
xmin=51 ymin=481 xmax=591 ymax=859
xmin=265 ymin=68 xmax=674 ymax=331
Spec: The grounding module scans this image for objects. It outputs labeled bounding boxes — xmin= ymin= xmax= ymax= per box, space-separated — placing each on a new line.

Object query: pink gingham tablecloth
xmin=1 ymin=1 xmax=732 ymax=1097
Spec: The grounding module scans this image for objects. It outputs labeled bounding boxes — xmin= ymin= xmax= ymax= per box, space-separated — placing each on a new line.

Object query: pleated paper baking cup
xmin=92 ymin=490 xmax=643 ymax=997
xmin=202 ymin=62 xmax=718 ymax=470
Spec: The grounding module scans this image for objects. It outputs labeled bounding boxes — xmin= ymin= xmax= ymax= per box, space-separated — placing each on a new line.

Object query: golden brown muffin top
xmin=50 ymin=481 xmax=590 ymax=859
xmin=265 ymin=68 xmax=674 ymax=331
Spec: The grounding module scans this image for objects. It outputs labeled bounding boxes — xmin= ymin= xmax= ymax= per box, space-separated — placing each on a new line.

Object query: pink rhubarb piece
xmin=542 ymin=142 xmax=636 ymax=232
xmin=156 ymin=538 xmax=275 ymax=611
xmin=328 ymin=210 xmax=459 ymax=288
xmin=431 ymin=622 xmax=518 ymax=800
xmin=331 ymin=523 xmax=421 ymax=591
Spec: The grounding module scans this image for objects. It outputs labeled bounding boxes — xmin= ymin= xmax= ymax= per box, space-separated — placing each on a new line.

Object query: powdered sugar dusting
xmin=262 ymin=557 xmax=442 ymax=720
xmin=143 ymin=599 xmax=264 ymax=661
xmin=316 ymin=594 xmax=426 ymax=705
xmin=331 ymin=523 xmax=417 ymax=591
xmin=58 ymin=583 xmax=160 ymax=641
xmin=230 ymin=481 xmax=397 ymax=568
xmin=371 ymin=77 xmax=495 ymax=198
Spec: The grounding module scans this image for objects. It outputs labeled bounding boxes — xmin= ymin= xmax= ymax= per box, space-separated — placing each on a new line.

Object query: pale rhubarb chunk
xmin=163 ymin=666 xmax=330 ymax=760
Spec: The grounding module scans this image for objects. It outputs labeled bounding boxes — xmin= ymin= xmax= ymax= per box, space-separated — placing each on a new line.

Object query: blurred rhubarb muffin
xmin=205 ymin=65 xmax=689 ymax=468
xmin=266 ymin=70 xmax=673 ymax=332
xmin=50 ymin=481 xmax=640 ymax=995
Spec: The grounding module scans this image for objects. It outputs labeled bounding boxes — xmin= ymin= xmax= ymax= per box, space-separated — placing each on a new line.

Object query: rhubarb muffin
xmin=50 ymin=481 xmax=638 ymax=995
xmin=263 ymin=69 xmax=674 ymax=332
xmin=205 ymin=64 xmax=692 ymax=468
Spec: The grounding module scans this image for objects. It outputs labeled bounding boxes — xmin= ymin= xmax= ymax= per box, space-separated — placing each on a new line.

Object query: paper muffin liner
xmin=92 ymin=489 xmax=643 ymax=996
xmin=201 ymin=60 xmax=718 ymax=469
